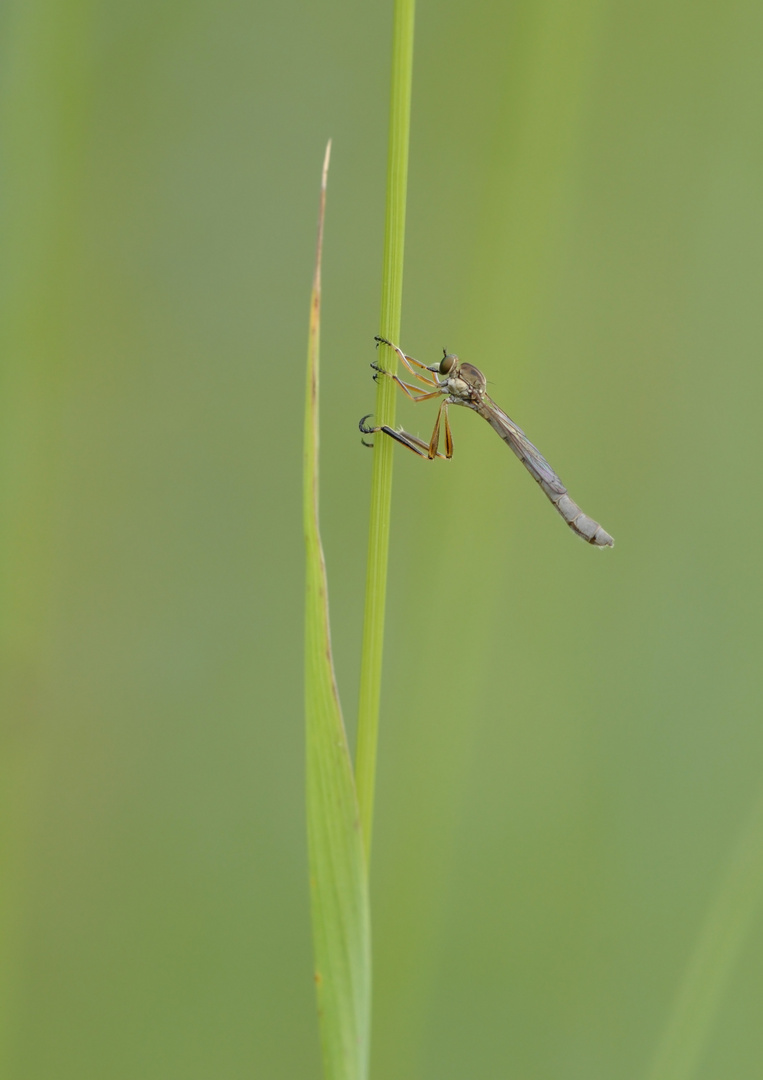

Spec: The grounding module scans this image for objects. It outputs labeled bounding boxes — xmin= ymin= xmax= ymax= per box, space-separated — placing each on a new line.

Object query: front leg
xmin=374 ymin=336 xmax=439 ymax=386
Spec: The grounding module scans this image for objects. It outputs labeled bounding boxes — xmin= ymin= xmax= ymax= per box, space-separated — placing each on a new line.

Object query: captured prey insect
xmin=359 ymin=336 xmax=614 ymax=547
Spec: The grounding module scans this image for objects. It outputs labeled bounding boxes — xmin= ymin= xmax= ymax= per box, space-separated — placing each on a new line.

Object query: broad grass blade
xmin=303 ymin=141 xmax=371 ymax=1080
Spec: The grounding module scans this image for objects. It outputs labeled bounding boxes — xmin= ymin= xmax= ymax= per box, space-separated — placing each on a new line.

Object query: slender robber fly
xmin=360 ymin=336 xmax=614 ymax=547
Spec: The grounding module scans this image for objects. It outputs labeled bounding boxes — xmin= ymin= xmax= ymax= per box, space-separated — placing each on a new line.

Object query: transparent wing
xmin=476 ymin=397 xmax=614 ymax=546
xmin=480 ymin=400 xmax=567 ymax=495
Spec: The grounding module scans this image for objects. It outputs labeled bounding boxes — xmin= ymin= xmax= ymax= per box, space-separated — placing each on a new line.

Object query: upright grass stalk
xmin=355 ymin=0 xmax=416 ymax=860
xmin=304 ymin=142 xmax=371 ymax=1080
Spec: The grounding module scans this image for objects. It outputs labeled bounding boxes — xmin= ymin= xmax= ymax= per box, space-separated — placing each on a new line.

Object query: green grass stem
xmin=355 ymin=0 xmax=416 ymax=861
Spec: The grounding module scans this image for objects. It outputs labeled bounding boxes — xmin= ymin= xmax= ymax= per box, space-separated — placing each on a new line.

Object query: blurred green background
xmin=2 ymin=0 xmax=763 ymax=1077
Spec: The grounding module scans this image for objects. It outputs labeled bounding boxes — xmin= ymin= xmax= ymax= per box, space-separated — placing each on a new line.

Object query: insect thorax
xmin=448 ymin=361 xmax=487 ymax=402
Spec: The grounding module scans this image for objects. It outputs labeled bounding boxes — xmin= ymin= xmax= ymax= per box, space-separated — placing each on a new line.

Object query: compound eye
xmin=439 ymin=352 xmax=457 ymax=375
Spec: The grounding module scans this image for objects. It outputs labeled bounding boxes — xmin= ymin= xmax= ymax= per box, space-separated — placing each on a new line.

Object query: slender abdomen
xmin=539 ymin=480 xmax=614 ymax=547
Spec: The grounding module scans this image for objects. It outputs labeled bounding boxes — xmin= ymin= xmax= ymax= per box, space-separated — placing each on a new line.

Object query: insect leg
xmin=370 ymin=365 xmax=440 ymax=400
xmin=427 ymin=399 xmax=451 ymax=459
xmin=374 ymin=336 xmax=438 ymax=384
xmin=443 ymin=402 xmax=454 ymax=458
xmin=358 ymin=415 xmax=447 ymax=458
